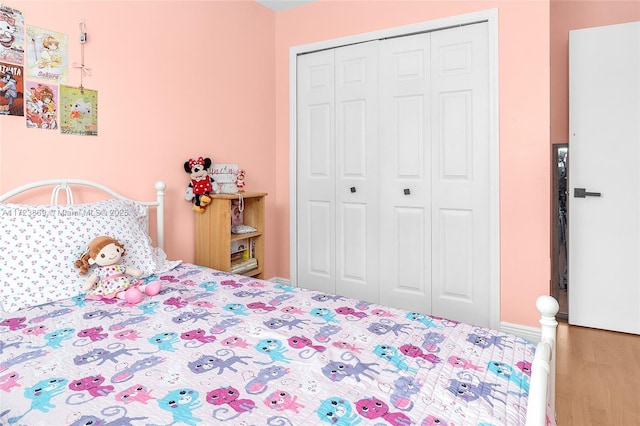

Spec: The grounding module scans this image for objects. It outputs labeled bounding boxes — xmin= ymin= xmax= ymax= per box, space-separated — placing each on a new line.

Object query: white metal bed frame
xmin=527 ymin=295 xmax=560 ymax=426
xmin=0 ymin=179 xmax=166 ymax=250
xmin=0 ymin=179 xmax=559 ymax=426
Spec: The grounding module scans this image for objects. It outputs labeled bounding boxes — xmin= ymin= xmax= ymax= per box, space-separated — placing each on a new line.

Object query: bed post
xmin=538 ymin=295 xmax=559 ymax=412
xmin=155 ymin=181 xmax=166 ymax=250
xmin=526 ymin=295 xmax=560 ymax=426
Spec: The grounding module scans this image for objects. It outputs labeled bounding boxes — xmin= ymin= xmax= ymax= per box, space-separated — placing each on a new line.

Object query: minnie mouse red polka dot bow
xmin=188 ymin=157 xmax=205 ymax=169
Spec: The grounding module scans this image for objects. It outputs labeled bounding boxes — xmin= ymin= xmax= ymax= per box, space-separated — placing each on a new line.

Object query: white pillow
xmin=0 ymin=199 xmax=180 ymax=312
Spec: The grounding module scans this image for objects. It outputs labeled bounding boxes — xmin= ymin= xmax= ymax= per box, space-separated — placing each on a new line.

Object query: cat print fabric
xmin=0 ymin=263 xmax=554 ymax=426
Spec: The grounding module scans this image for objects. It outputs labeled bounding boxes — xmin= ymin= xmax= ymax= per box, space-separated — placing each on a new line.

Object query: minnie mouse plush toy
xmin=184 ymin=156 xmax=215 ymax=213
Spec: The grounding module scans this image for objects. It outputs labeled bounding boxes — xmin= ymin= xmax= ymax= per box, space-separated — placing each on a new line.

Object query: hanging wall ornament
xmin=60 ymin=20 xmax=97 ymax=136
xmin=72 ymin=20 xmax=90 ymax=92
xmin=60 ymin=84 xmax=97 ymax=136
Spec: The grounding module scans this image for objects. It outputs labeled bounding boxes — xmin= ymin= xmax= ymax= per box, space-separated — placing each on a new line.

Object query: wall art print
xmin=60 ymin=85 xmax=97 ymax=136
xmin=26 ymin=25 xmax=68 ymax=82
xmin=0 ymin=4 xmax=25 ymax=65
xmin=0 ymin=61 xmax=23 ymax=116
xmin=25 ymin=81 xmax=58 ymax=130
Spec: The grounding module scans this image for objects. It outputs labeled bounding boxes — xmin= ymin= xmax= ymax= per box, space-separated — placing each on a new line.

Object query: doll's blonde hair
xmin=74 ymin=236 xmax=126 ymax=275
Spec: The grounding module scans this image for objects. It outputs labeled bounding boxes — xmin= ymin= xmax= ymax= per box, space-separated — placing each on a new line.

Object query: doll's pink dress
xmin=85 ymin=265 xmax=137 ymax=300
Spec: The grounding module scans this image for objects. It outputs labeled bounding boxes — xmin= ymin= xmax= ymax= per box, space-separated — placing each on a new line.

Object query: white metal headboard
xmin=0 ymin=179 xmax=166 ymax=250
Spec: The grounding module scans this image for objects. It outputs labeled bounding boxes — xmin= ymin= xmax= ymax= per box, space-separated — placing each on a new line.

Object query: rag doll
xmin=74 ymin=236 xmax=161 ymax=304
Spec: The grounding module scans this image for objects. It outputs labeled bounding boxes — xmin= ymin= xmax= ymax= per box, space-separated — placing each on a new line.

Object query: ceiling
xmin=256 ymin=0 xmax=317 ymax=12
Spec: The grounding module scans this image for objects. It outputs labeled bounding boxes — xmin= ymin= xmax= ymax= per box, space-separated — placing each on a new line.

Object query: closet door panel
xmin=297 ymin=50 xmax=336 ymax=295
xmin=339 ymin=203 xmax=367 ymax=280
xmin=335 ymin=41 xmax=379 ymax=302
xmin=437 ymin=209 xmax=473 ymax=299
xmin=379 ymin=33 xmax=432 ymax=314
xmin=396 ymin=96 xmax=425 ymax=177
xmin=394 ymin=207 xmax=426 ymax=293
xmin=440 ymin=92 xmax=472 ymax=177
xmin=308 ymin=201 xmax=332 ymax=275
xmin=430 ymin=23 xmax=490 ymax=326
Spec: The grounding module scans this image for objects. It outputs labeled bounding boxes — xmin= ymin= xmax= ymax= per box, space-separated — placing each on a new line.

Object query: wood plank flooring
xmin=555 ymin=321 xmax=640 ymax=425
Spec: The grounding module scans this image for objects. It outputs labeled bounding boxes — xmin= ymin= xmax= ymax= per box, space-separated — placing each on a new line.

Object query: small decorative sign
xmin=210 ymin=163 xmax=240 ymax=194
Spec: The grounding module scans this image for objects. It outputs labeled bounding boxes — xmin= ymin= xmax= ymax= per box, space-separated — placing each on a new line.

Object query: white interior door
xmin=377 ymin=23 xmax=491 ymax=325
xmin=429 ymin=23 xmax=491 ymax=326
xmin=378 ymin=33 xmax=433 ymax=314
xmin=334 ymin=42 xmax=380 ymax=302
xmin=297 ymin=42 xmax=379 ymax=301
xmin=569 ymin=21 xmax=640 ymax=334
xmin=296 ymin=49 xmax=336 ymax=295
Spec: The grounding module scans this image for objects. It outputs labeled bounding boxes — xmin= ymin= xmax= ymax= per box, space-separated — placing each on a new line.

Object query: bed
xmin=0 ymin=179 xmax=559 ymax=426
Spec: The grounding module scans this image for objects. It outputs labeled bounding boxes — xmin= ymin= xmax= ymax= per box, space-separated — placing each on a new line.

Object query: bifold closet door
xmin=377 ymin=23 xmax=491 ymax=324
xmin=296 ymin=22 xmax=491 ymax=325
xmin=429 ymin=23 xmax=491 ymax=326
xmin=297 ymin=48 xmax=335 ymax=295
xmin=378 ymin=33 xmax=433 ymax=313
xmin=296 ymin=42 xmax=380 ymax=302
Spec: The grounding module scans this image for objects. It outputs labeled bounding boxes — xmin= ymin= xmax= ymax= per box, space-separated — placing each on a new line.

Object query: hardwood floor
xmin=555 ymin=321 xmax=640 ymax=425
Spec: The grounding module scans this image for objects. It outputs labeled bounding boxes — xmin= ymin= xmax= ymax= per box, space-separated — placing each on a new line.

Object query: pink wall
xmin=551 ymin=0 xmax=640 ymax=144
xmin=274 ymin=0 xmax=551 ymax=326
xmin=0 ymin=1 xmax=278 ymax=277
xmin=0 ymin=0 xmax=567 ymax=327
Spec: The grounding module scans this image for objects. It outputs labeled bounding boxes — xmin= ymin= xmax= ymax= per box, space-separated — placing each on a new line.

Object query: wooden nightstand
xmin=194 ymin=192 xmax=267 ymax=279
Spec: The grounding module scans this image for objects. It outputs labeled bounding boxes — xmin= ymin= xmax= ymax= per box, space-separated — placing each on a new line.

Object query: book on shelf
xmin=230 ymin=252 xmax=245 ymax=263
xmin=231 ymin=257 xmax=258 ymax=274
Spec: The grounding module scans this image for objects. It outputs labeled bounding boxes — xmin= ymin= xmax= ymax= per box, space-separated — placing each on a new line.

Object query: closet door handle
xmin=350 ymin=187 xmax=356 ymax=193
xmin=403 ymin=188 xmax=410 ymax=195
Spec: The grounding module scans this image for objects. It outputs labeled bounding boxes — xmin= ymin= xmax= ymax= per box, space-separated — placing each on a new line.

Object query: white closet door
xmin=296 ymin=22 xmax=492 ymax=326
xmin=430 ymin=23 xmax=491 ymax=326
xmin=296 ymin=49 xmax=336 ymax=295
xmin=297 ymin=42 xmax=379 ymax=299
xmin=378 ymin=33 xmax=433 ymax=313
xmin=334 ymin=42 xmax=380 ymax=302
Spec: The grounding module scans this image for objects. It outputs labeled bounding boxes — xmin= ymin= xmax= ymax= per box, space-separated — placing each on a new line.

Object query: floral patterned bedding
xmin=0 ymin=263 xmax=551 ymax=426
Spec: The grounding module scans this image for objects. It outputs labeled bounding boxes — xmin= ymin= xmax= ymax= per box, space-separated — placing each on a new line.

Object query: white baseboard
xmin=265 ymin=279 xmax=541 ymax=343
xmin=500 ymin=321 xmax=542 ymax=343
xmin=267 ymin=276 xmax=292 ymax=286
